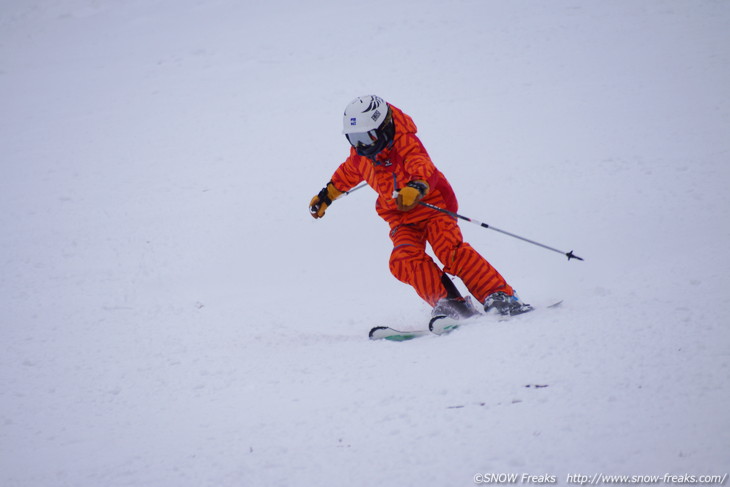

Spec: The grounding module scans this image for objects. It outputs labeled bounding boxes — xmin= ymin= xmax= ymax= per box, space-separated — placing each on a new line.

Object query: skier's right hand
xmin=309 ymin=182 xmax=342 ymax=218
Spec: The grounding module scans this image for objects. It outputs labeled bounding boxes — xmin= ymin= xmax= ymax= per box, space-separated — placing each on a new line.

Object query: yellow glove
xmin=396 ymin=180 xmax=429 ymax=211
xmin=309 ymin=182 xmax=343 ymax=218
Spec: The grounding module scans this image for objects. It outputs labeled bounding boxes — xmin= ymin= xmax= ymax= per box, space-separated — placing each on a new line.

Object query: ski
xmin=368 ymin=326 xmax=432 ymax=341
xmin=368 ymin=301 xmax=563 ymax=341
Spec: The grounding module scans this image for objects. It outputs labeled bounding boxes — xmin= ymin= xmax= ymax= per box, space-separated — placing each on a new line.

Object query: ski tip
xmin=368 ymin=326 xmax=389 ymax=339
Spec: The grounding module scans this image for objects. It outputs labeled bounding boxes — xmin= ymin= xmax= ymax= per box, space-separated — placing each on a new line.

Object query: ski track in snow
xmin=1 ymin=1 xmax=729 ymax=486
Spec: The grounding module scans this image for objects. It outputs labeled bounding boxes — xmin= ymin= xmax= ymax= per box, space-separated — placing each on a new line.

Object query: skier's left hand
xmin=396 ymin=180 xmax=429 ymax=211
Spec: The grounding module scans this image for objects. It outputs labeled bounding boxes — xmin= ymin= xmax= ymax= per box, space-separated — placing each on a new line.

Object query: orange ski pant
xmin=388 ymin=214 xmax=513 ymax=307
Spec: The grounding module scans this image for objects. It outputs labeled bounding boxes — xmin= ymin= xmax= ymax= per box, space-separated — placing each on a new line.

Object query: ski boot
xmin=483 ymin=291 xmax=534 ymax=316
xmin=429 ymin=296 xmax=480 ymax=333
xmin=431 ymin=296 xmax=480 ymax=321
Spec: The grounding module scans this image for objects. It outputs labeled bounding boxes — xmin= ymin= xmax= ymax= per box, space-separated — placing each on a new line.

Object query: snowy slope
xmin=1 ymin=1 xmax=729 ymax=486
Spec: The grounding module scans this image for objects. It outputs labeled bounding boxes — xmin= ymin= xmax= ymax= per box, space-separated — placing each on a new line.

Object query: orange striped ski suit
xmin=329 ymin=104 xmax=513 ymax=306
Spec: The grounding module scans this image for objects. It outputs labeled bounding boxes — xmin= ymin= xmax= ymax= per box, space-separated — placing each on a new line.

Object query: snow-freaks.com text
xmin=473 ymin=473 xmax=728 ymax=485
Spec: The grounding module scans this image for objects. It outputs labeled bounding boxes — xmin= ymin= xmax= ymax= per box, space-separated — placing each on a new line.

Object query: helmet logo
xmin=371 ymin=109 xmax=381 ymax=122
xmin=363 ymin=96 xmax=383 ymax=112
xmin=350 ymin=117 xmax=357 ymax=126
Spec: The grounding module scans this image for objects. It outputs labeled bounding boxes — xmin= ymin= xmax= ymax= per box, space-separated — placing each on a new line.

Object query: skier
xmin=309 ymin=95 xmax=532 ymax=321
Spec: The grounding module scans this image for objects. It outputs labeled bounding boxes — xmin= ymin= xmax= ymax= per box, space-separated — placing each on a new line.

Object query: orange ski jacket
xmin=330 ymin=104 xmax=458 ymax=228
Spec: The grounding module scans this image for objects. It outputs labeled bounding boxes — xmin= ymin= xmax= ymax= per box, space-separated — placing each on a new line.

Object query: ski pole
xmin=419 ymin=201 xmax=584 ymax=261
xmin=339 ymin=182 xmax=368 ymax=198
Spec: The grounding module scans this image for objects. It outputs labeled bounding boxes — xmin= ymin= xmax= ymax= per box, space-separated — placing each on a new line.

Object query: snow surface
xmin=1 ymin=0 xmax=729 ymax=485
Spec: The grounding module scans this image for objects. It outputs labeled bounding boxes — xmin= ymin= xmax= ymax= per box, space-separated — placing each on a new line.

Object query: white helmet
xmin=342 ymin=95 xmax=395 ymax=157
xmin=343 ymin=95 xmax=388 ymax=134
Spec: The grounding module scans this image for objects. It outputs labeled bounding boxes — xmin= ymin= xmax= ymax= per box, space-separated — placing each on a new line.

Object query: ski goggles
xmin=346 ymin=130 xmax=379 ymax=149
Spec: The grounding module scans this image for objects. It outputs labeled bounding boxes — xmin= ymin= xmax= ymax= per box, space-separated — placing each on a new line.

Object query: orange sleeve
xmin=329 ymin=151 xmax=364 ymax=193
xmin=396 ymin=133 xmax=436 ymax=185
